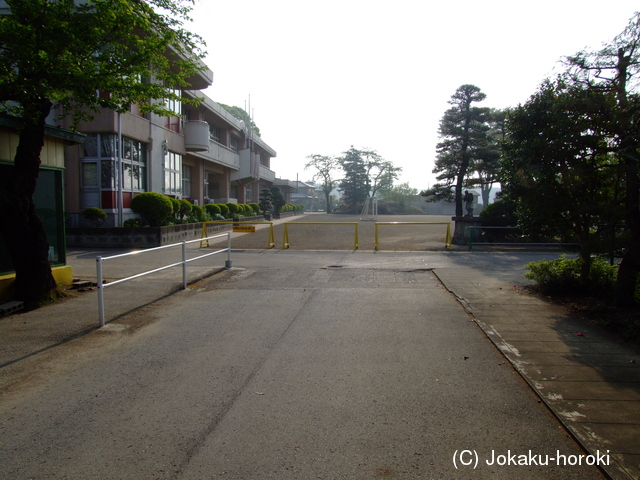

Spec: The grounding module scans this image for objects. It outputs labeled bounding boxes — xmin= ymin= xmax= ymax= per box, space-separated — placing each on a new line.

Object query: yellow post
xmin=282 ymin=223 xmax=290 ymax=249
xmin=375 ymin=223 xmax=379 ymax=251
xmin=200 ymin=223 xmax=209 ymax=248
xmin=354 ymin=223 xmax=359 ymax=250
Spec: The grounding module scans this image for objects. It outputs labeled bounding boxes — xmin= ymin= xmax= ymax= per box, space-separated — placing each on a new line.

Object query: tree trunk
xmin=0 ymin=99 xmax=57 ymax=303
xmin=324 ymin=190 xmax=332 ymax=214
xmin=615 ymin=157 xmax=640 ymax=307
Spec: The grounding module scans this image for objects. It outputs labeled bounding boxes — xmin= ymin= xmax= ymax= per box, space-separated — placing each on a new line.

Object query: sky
xmin=189 ymin=1 xmax=639 ymax=191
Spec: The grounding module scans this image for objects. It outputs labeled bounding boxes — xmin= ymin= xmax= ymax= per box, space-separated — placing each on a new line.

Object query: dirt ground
xmin=223 ymin=214 xmax=454 ymax=251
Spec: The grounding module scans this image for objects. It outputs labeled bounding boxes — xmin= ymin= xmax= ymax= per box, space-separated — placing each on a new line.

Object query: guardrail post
xmin=96 ymin=256 xmax=105 ymax=327
xmin=225 ymin=232 xmax=232 ymax=268
xmin=354 ymin=223 xmax=359 ymax=250
xmin=182 ymin=241 xmax=187 ymax=289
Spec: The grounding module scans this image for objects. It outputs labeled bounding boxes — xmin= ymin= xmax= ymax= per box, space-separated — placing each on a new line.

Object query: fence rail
xmin=282 ymin=222 xmax=359 ymax=250
xmin=375 ymin=222 xmax=452 ymax=250
xmin=200 ymin=221 xmax=275 ymax=249
xmin=96 ymin=232 xmax=232 ymax=327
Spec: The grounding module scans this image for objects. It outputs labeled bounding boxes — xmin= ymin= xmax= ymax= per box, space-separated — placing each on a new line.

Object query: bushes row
xmin=279 ymin=204 xmax=304 ymax=213
xmin=84 ymin=193 xmax=299 ymax=227
xmin=128 ymin=194 xmax=264 ymax=226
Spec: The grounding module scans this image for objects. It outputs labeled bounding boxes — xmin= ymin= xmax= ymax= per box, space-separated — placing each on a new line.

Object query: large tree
xmin=501 ymin=77 xmax=624 ymax=280
xmin=337 ymin=147 xmax=371 ymax=209
xmin=0 ymin=0 xmax=205 ymax=303
xmin=563 ymin=12 xmax=640 ymax=306
xmin=429 ymin=84 xmax=490 ymax=216
xmin=468 ymin=108 xmax=505 ymax=207
xmin=305 ymin=154 xmax=339 ymax=213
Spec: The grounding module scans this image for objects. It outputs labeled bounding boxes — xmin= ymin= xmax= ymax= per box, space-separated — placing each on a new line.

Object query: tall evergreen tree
xmin=429 ymin=84 xmax=490 ymax=216
xmin=338 ymin=147 xmax=370 ymax=208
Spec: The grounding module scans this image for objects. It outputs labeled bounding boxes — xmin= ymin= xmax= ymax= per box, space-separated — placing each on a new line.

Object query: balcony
xmin=183 ymin=121 xmax=209 ymax=152
xmin=259 ymin=164 xmax=275 ymax=182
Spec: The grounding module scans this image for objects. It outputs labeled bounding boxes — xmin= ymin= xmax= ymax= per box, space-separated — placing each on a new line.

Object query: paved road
xmin=0 ymin=250 xmax=602 ymax=479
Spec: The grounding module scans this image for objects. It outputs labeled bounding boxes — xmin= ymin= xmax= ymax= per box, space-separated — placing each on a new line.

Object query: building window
xmin=164 ymin=151 xmax=182 ymax=196
xmin=182 ymin=165 xmax=192 ymax=198
xmin=209 ymin=125 xmax=220 ymax=143
xmin=80 ymin=133 xmax=147 ymax=208
xmin=230 ymin=136 xmax=238 ymax=151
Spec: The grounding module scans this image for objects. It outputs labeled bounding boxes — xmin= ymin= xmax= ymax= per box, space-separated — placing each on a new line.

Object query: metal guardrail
xmin=96 ymin=232 xmax=232 ymax=327
xmin=375 ymin=222 xmax=452 ymax=250
xmin=200 ymin=221 xmax=275 ymax=249
xmin=282 ymin=222 xmax=359 ymax=250
xmin=467 ymin=226 xmax=579 ymax=251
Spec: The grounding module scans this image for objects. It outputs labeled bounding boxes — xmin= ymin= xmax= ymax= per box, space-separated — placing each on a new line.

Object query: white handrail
xmin=96 ymin=232 xmax=232 ymax=327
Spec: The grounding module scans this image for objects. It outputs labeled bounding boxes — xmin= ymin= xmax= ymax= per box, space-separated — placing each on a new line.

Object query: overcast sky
xmin=190 ymin=1 xmax=638 ymax=191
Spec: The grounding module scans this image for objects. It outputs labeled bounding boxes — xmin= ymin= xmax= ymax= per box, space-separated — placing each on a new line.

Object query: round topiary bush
xmin=226 ymin=203 xmax=239 ymax=215
xmin=82 ymin=207 xmax=107 ymax=227
xmin=189 ymin=204 xmax=206 ymax=222
xmin=204 ymin=203 xmax=221 ymax=217
xmin=130 ymin=192 xmax=173 ymax=226
xmin=178 ymin=199 xmax=192 ymax=219
xmin=216 ymin=203 xmax=229 ymax=216
xmin=249 ymin=202 xmax=260 ymax=214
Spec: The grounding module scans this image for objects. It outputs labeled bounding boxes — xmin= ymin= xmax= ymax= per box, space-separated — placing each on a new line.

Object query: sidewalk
xmin=434 ymin=266 xmax=640 ymax=480
xmin=0 ymin=247 xmax=639 ymax=479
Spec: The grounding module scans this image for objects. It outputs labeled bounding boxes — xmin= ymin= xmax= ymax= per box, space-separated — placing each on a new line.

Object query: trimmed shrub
xmin=525 ymin=255 xmax=618 ymax=298
xmin=178 ymin=199 xmax=192 ymax=219
xmin=226 ymin=203 xmax=239 ymax=215
xmin=216 ymin=203 xmax=229 ymax=216
xmin=168 ymin=197 xmax=181 ymax=217
xmin=130 ymin=192 xmax=173 ymax=226
xmin=123 ymin=218 xmax=141 ymax=228
xmin=249 ymin=202 xmax=260 ymax=214
xmin=82 ymin=207 xmax=107 ymax=227
xmin=188 ymin=204 xmax=206 ymax=222
xmin=204 ymin=203 xmax=221 ymax=216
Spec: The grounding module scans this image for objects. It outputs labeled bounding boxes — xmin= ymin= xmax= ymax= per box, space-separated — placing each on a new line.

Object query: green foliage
xmin=204 ymin=204 xmax=221 ymax=216
xmin=501 ymin=77 xmax=624 ymax=263
xmin=82 ymin=207 xmax=107 ymax=227
xmin=305 ymin=154 xmax=339 ymax=213
xmin=219 ymin=104 xmax=261 ymax=136
xmin=168 ymin=197 xmax=181 ymax=217
xmin=525 ymin=255 xmax=618 ymax=298
xmin=187 ymin=204 xmax=206 ymax=222
xmin=432 ymin=84 xmax=490 ymax=216
xmin=130 ymin=192 xmax=173 ymax=227
xmin=226 ymin=203 xmax=239 ymax=214
xmin=0 ymin=0 xmax=205 ymax=124
xmin=216 ymin=203 xmax=229 ymax=216
xmin=270 ymin=187 xmax=285 ymax=213
xmin=259 ymin=188 xmax=273 ymax=214
xmin=249 ymin=202 xmax=261 ymax=214
xmin=337 ymin=147 xmax=373 ymax=208
xmin=178 ymin=199 xmax=192 ymax=219
xmin=479 ymin=199 xmax=518 ymax=227
xmin=123 ymin=218 xmax=141 ymax=228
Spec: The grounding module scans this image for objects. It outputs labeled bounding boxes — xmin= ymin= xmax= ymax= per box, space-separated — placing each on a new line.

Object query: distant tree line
xmin=305 ymin=147 xmax=413 ymax=213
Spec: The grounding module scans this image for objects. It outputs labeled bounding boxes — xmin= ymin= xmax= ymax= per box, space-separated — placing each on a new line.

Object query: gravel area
xmin=226 ymin=214 xmax=454 ymax=251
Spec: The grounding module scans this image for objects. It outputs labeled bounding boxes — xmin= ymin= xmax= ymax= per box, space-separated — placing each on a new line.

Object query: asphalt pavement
xmin=0 ymin=225 xmax=638 ymax=479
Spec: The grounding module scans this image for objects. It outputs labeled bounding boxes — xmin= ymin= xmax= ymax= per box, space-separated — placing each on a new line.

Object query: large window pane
xmin=81 ymin=162 xmax=98 ymax=187
xmin=83 ymin=134 xmax=98 ymax=157
xmin=100 ymin=134 xmax=115 ymax=157
xmin=101 ymin=160 xmax=115 ymax=188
